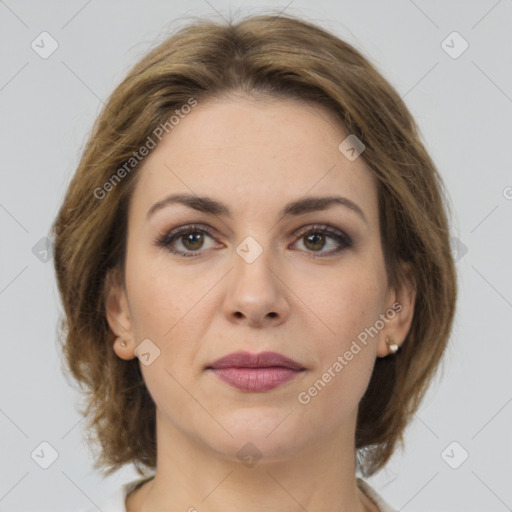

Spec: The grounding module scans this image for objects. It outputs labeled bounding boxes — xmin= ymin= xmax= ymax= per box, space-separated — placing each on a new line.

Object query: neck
xmin=131 ymin=410 xmax=377 ymax=512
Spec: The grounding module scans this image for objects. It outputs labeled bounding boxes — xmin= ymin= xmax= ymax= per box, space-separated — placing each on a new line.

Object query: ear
xmin=376 ymin=261 xmax=417 ymax=358
xmin=104 ymin=267 xmax=136 ymax=360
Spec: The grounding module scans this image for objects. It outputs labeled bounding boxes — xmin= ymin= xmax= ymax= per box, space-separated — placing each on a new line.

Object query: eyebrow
xmin=147 ymin=193 xmax=367 ymax=224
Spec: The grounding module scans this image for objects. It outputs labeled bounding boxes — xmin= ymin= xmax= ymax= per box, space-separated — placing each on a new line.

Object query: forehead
xmin=129 ymin=96 xmax=378 ymax=223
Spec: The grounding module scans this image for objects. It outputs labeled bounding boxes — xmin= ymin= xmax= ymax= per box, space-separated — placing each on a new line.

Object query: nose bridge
xmin=232 ymin=233 xmax=277 ymax=293
xmin=224 ymin=233 xmax=289 ymax=324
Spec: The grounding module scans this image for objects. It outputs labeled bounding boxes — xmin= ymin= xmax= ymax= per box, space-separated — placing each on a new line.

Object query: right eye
xmin=156 ymin=224 xmax=222 ymax=258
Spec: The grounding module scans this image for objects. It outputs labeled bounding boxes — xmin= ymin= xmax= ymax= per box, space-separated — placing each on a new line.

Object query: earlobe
xmin=377 ymin=262 xmax=417 ymax=358
xmin=384 ymin=336 xmax=399 ymax=354
xmin=104 ymin=268 xmax=135 ymax=359
xmin=112 ymin=335 xmax=135 ymax=360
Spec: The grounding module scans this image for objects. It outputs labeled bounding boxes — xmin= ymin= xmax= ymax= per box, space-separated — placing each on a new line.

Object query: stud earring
xmin=120 ymin=339 xmax=127 ymax=348
xmin=385 ymin=336 xmax=399 ymax=354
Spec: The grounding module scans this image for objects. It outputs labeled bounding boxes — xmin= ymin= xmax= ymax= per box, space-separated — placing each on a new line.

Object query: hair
xmin=52 ymin=12 xmax=457 ymax=478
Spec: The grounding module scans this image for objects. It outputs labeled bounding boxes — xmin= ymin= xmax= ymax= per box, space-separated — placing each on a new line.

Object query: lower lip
xmin=209 ymin=367 xmax=303 ymax=391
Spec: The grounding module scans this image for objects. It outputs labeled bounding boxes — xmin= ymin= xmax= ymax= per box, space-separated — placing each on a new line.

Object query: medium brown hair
xmin=52 ymin=13 xmax=457 ymax=478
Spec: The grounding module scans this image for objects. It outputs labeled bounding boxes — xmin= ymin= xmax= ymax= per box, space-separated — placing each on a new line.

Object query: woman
xmin=53 ymin=13 xmax=457 ymax=512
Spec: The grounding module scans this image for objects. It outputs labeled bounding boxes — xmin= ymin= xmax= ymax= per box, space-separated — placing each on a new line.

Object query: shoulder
xmin=356 ymin=478 xmax=398 ymax=512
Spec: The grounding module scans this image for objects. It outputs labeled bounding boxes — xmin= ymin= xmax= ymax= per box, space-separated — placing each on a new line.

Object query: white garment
xmin=82 ymin=476 xmax=397 ymax=512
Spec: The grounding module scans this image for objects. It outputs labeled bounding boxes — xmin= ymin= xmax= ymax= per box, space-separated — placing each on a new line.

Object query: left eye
xmin=292 ymin=227 xmax=352 ymax=256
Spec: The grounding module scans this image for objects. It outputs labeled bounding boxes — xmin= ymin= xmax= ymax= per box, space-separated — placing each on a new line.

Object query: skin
xmin=106 ymin=95 xmax=415 ymax=512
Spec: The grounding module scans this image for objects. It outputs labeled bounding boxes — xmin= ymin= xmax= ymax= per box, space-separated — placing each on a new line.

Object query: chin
xmin=201 ymin=409 xmax=312 ymax=463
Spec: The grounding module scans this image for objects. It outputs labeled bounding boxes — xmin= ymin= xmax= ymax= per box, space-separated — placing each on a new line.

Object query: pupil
xmin=184 ymin=232 xmax=203 ymax=250
xmin=306 ymin=233 xmax=324 ymax=251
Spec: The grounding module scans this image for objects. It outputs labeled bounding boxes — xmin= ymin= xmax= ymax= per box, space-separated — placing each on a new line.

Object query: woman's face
xmin=108 ymin=95 xmax=413 ymax=462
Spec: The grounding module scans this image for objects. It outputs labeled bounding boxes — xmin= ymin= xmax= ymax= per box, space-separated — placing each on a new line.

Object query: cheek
xmin=316 ymin=259 xmax=387 ymax=345
xmin=124 ymin=246 xmax=198 ymax=340
xmin=125 ymin=270 xmax=177 ymax=340
xmin=123 ymin=247 xmax=221 ymax=376
xmin=300 ymin=259 xmax=385 ymax=404
xmin=298 ymin=291 xmax=381 ymax=427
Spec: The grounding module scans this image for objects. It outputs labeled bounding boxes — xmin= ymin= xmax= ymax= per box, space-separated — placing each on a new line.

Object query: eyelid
xmin=156 ymin=223 xmax=221 ymax=249
xmin=156 ymin=222 xmax=353 ymax=257
xmin=290 ymin=224 xmax=353 ymax=254
xmin=293 ymin=223 xmax=349 ymax=239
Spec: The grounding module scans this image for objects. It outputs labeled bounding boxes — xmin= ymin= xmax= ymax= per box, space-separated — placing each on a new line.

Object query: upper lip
xmin=206 ymin=351 xmax=305 ymax=371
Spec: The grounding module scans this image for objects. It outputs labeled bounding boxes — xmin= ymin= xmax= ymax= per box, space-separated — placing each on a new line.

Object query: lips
xmin=206 ymin=351 xmax=306 ymax=392
xmin=207 ymin=351 xmax=305 ymax=371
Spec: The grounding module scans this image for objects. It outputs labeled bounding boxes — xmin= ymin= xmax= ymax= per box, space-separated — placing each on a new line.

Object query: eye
xmin=292 ymin=225 xmax=352 ymax=257
xmin=156 ymin=223 xmax=352 ymax=259
xmin=156 ymin=224 xmax=221 ymax=257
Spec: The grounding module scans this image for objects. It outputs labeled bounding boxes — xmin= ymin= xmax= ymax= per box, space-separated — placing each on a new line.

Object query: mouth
xmin=205 ymin=351 xmax=306 ymax=392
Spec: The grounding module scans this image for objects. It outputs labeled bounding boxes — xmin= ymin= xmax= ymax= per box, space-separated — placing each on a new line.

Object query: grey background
xmin=1 ymin=0 xmax=511 ymax=510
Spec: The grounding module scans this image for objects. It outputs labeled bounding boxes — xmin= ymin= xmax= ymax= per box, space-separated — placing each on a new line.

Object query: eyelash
xmin=155 ymin=223 xmax=353 ymax=258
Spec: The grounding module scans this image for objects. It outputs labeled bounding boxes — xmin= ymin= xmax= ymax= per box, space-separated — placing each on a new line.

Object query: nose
xmin=223 ymin=248 xmax=290 ymax=328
